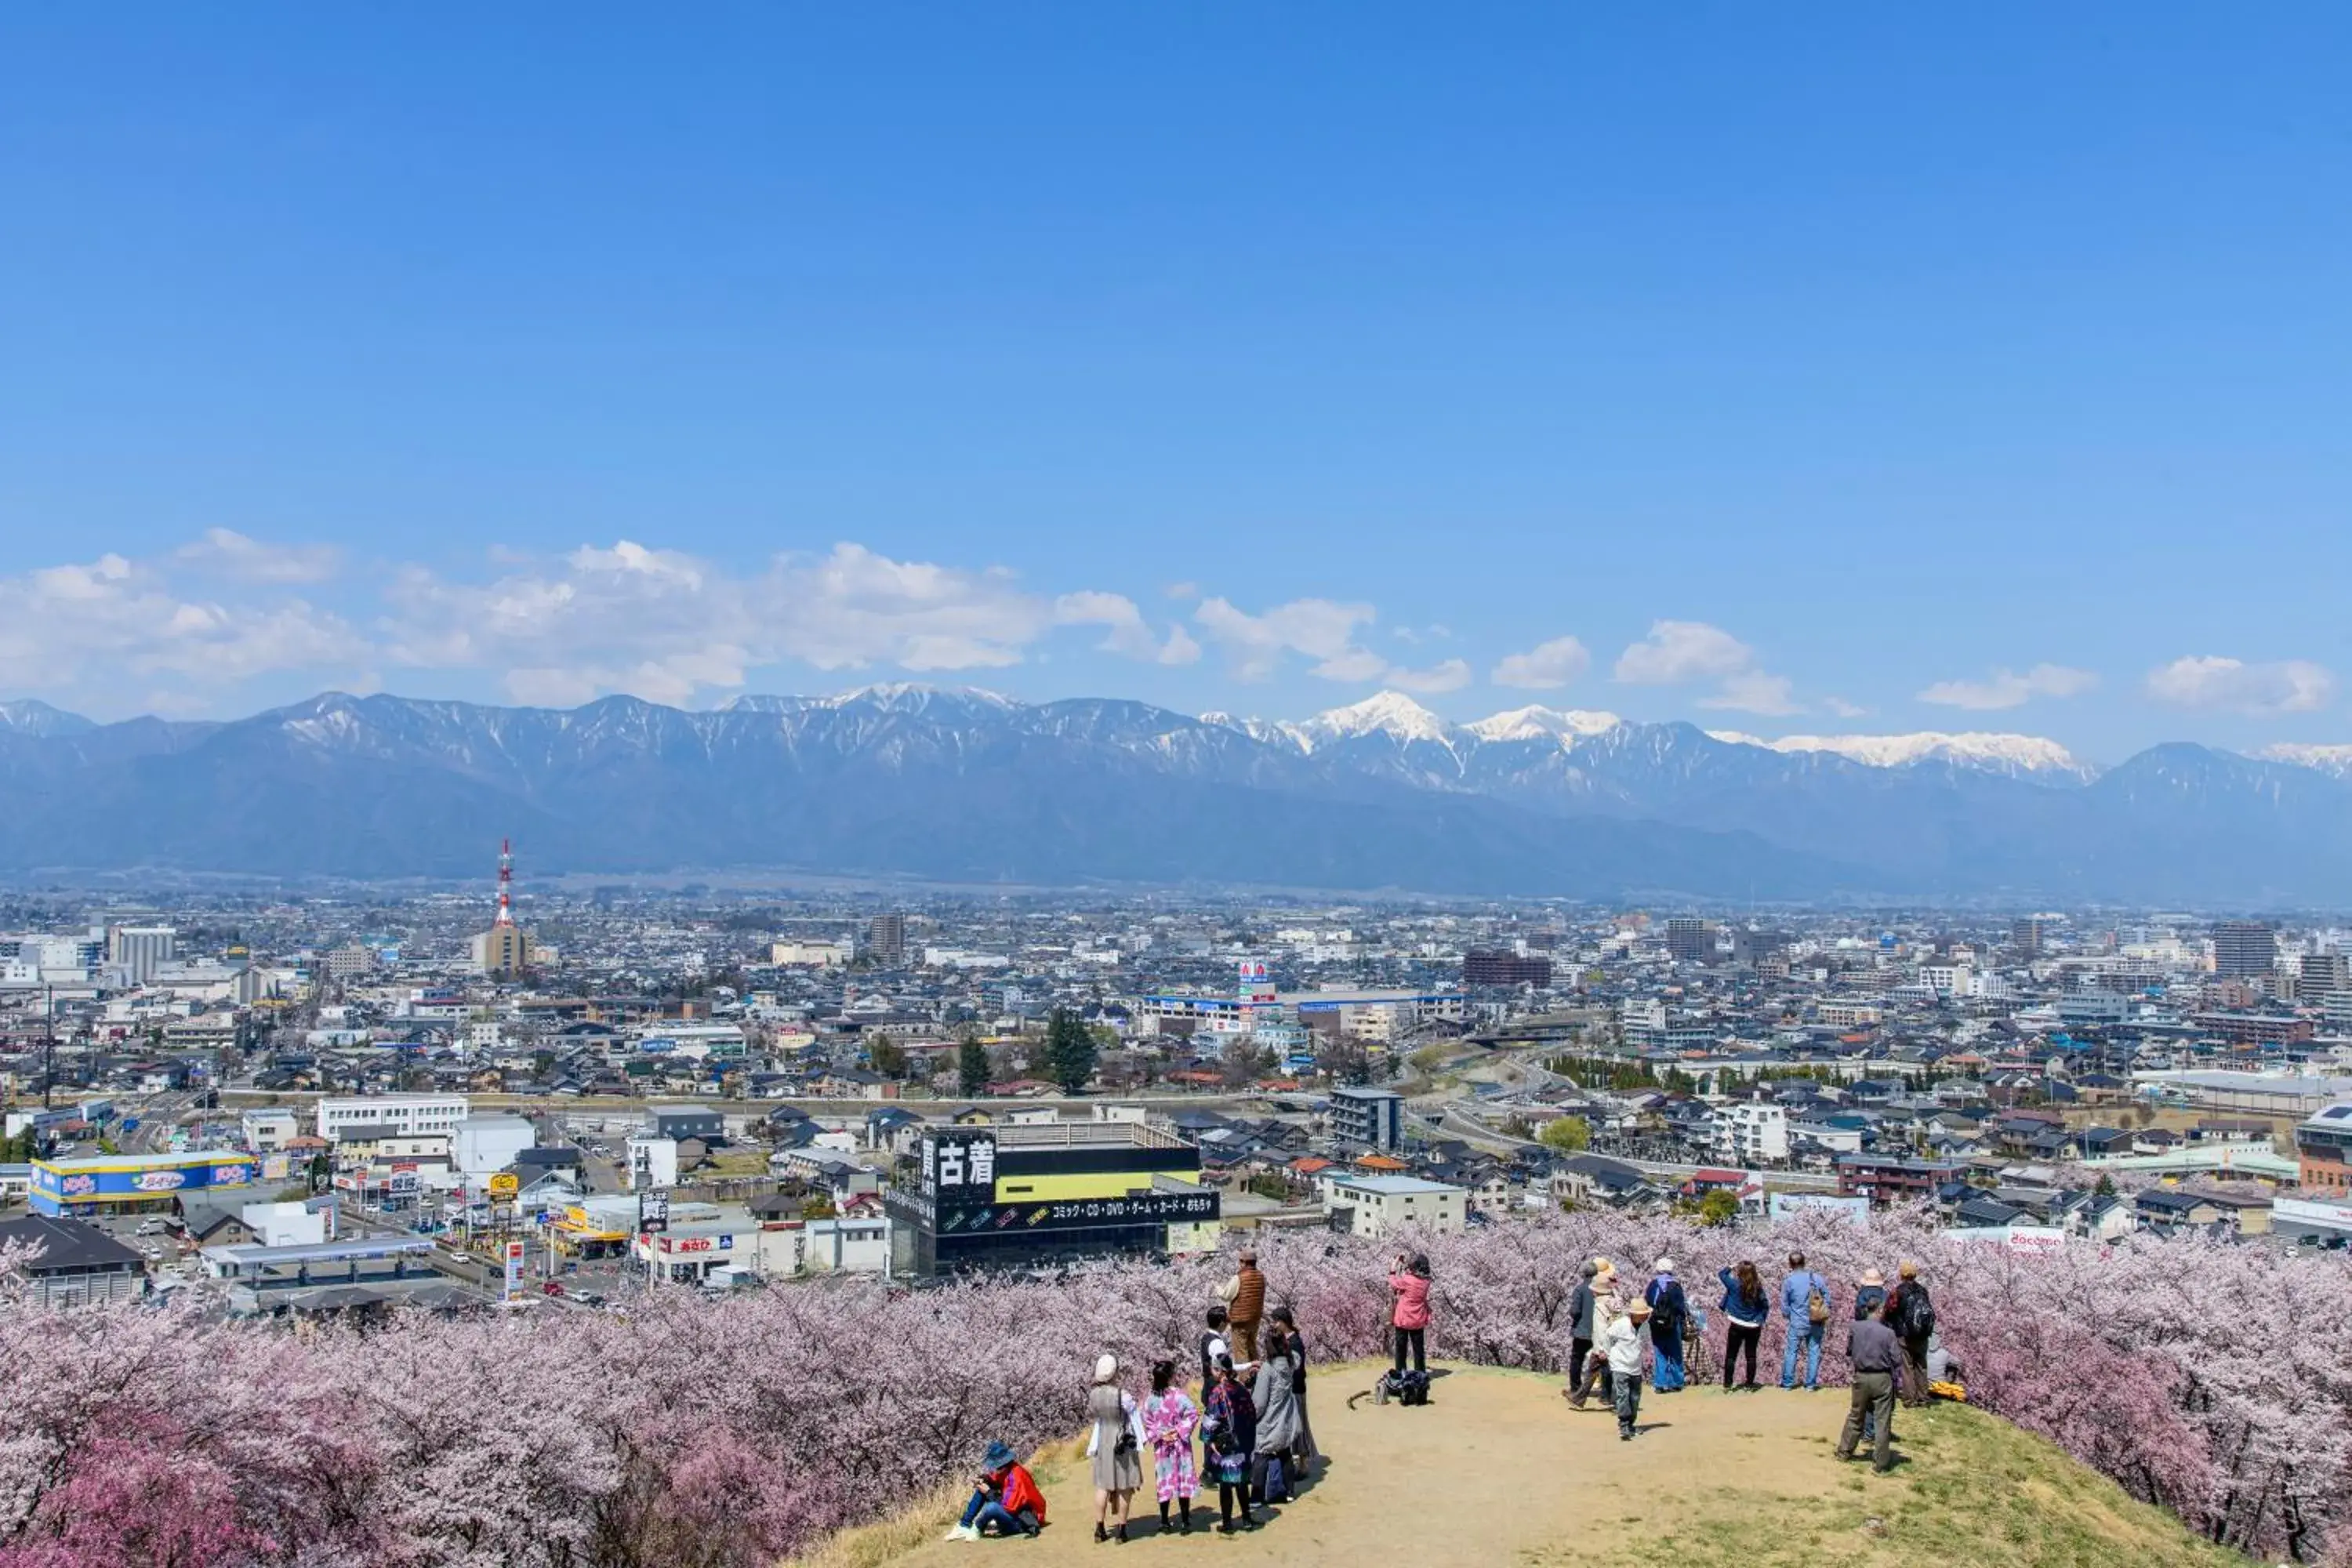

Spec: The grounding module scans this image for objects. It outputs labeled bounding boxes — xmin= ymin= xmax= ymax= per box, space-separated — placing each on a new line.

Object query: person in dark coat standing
xmin=1564 ymin=1258 xmax=1610 ymax=1407
xmin=1889 ymin=1261 xmax=1935 ymax=1406
xmin=1644 ymin=1258 xmax=1690 ymax=1392
xmin=1269 ymin=1305 xmax=1316 ymax=1471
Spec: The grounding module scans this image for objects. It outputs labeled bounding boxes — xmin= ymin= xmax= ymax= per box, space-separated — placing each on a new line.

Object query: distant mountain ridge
xmin=0 ymin=687 xmax=2345 ymax=901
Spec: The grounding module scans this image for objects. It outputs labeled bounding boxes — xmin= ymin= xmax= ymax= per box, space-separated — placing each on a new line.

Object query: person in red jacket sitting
xmin=946 ymin=1440 xmax=1046 ymax=1541
xmin=1388 ymin=1251 xmax=1433 ymax=1374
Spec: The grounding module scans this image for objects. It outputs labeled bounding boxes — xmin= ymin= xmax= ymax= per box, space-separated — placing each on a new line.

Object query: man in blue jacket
xmin=1779 ymin=1251 xmax=1830 ymax=1391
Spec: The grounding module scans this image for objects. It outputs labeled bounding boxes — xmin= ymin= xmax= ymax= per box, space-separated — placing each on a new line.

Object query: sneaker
xmin=942 ymin=1524 xmax=979 ymax=1542
xmin=1619 ymin=1428 xmax=1635 ymax=1441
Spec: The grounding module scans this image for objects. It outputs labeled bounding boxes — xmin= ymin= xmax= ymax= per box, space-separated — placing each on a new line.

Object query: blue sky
xmin=2 ymin=6 xmax=2348 ymax=760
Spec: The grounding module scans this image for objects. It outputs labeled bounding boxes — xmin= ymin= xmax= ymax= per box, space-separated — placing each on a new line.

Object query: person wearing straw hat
xmin=1086 ymin=1354 xmax=1145 ymax=1543
xmin=1598 ymin=1297 xmax=1653 ymax=1439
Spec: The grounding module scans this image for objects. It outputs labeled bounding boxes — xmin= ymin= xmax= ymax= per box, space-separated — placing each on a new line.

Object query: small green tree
xmin=1697 ymin=1189 xmax=1740 ymax=1226
xmin=867 ymin=1036 xmax=908 ymax=1078
xmin=957 ymin=1034 xmax=991 ymax=1098
xmin=2095 ymin=1172 xmax=2117 ymax=1196
xmin=1537 ymin=1116 xmax=1592 ymax=1154
xmin=1044 ymin=1007 xmax=1098 ymax=1094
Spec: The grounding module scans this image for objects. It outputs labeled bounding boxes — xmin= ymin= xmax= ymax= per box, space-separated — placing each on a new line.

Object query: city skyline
xmin=4 ymin=9 xmax=2350 ymax=752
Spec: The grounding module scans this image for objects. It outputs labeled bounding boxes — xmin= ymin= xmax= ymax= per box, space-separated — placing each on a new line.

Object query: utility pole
xmin=42 ymin=983 xmax=54 ymax=1111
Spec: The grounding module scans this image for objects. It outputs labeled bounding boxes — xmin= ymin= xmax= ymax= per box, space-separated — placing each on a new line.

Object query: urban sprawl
xmin=7 ymin=855 xmax=2352 ymax=1316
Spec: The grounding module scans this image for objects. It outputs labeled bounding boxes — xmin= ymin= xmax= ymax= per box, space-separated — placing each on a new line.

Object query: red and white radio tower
xmin=494 ymin=837 xmax=515 ymax=927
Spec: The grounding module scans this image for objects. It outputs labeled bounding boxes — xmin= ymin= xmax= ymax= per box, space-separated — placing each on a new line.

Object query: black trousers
xmin=1722 ymin=1322 xmax=1762 ymax=1388
xmin=1392 ymin=1326 xmax=1425 ymax=1374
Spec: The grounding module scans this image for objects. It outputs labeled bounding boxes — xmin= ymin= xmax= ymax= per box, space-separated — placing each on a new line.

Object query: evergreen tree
xmin=1044 ymin=1007 xmax=1097 ymax=1094
xmin=957 ymin=1034 xmax=990 ymax=1098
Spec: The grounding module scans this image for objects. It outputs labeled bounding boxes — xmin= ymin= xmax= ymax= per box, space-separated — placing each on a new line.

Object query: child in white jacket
xmin=1594 ymin=1299 xmax=1653 ymax=1440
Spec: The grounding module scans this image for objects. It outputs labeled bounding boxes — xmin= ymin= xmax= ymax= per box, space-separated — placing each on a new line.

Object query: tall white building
xmin=107 ymin=925 xmax=176 ymax=985
xmin=1713 ymin=1102 xmax=1790 ymax=1164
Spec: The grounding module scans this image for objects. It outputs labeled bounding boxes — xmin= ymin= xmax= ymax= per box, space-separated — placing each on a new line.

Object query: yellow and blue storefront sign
xmin=30 ymin=1151 xmax=257 ymax=1216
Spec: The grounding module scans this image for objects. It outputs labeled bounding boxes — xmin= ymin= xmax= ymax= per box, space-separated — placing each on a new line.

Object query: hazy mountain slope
xmin=0 ymin=687 xmax=2343 ymax=899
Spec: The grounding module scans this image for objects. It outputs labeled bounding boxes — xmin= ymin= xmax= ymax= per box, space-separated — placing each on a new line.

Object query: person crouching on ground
xmin=945 ymin=1440 xmax=1044 ymax=1541
xmin=1600 ymin=1298 xmax=1653 ymax=1440
xmin=1202 ymin=1355 xmax=1260 ymax=1533
xmin=1388 ymin=1250 xmax=1433 ymax=1375
xmin=1836 ymin=1296 xmax=1904 ymax=1473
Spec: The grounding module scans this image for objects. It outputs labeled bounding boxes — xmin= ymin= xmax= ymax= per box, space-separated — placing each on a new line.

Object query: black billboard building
xmin=886 ymin=1119 xmax=1220 ymax=1277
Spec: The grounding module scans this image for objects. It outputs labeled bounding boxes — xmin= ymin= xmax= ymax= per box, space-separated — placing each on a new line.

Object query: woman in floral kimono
xmin=1142 ymin=1358 xmax=1200 ymax=1534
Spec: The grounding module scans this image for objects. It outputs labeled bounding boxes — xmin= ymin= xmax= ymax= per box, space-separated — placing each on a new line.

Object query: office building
xmin=1323 ymin=1174 xmax=1466 ymax=1239
xmin=1328 ymin=1087 xmax=1406 ymax=1152
xmin=865 ymin=913 xmax=908 ymax=967
xmin=886 ymin=1120 xmax=1219 ymax=1277
xmin=1664 ymin=918 xmax=1714 ymax=964
xmin=2212 ymin=921 xmax=2278 ymax=979
xmin=1835 ymin=1153 xmax=1964 ymax=1207
xmin=1461 ymin=949 xmax=1552 ymax=988
xmin=2300 ymin=952 xmax=2351 ymax=999
xmin=2296 ymin=1105 xmax=2352 ymax=1195
xmin=2010 ymin=916 xmax=2049 ymax=956
xmin=107 ymin=924 xmax=176 ymax=985
xmin=314 ymin=1094 xmax=470 ymax=1142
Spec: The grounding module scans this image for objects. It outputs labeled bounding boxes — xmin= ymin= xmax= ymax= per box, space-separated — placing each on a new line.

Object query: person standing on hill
xmin=1599 ymin=1297 xmax=1653 ymax=1439
xmin=1852 ymin=1269 xmax=1891 ymax=1445
xmin=1202 ymin=1356 xmax=1260 ymax=1534
xmin=1199 ymin=1306 xmax=1233 ymax=1390
xmin=1889 ymin=1261 xmax=1936 ymax=1406
xmin=1142 ymin=1359 xmax=1200 ymax=1536
xmin=1085 ymin=1355 xmax=1144 ymax=1544
xmin=1564 ymin=1258 xmax=1606 ymax=1408
xmin=1835 ymin=1297 xmax=1903 ymax=1473
xmin=1269 ymin=1305 xmax=1316 ymax=1471
xmin=1644 ymin=1258 xmax=1690 ymax=1392
xmin=1388 ymin=1251 xmax=1433 ymax=1375
xmin=1716 ymin=1259 xmax=1770 ymax=1391
xmin=1222 ymin=1250 xmax=1268 ymax=1363
xmin=1779 ymin=1252 xmax=1830 ymax=1392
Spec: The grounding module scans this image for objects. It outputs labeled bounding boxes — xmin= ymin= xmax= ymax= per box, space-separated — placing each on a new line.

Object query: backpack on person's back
xmin=1897 ymin=1286 xmax=1936 ymax=1341
xmin=1802 ymin=1272 xmax=1829 ymax=1325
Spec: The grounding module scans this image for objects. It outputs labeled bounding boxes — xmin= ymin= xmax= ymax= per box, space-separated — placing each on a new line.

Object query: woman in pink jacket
xmin=1388 ymin=1251 xmax=1432 ymax=1374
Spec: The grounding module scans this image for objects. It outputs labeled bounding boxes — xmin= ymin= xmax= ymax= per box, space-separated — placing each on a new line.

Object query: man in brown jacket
xmin=1222 ymin=1250 xmax=1267 ymax=1362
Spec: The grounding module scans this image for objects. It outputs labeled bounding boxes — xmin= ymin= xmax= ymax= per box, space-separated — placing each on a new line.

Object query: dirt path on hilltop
xmin=860 ymin=1366 xmax=1882 ymax=1566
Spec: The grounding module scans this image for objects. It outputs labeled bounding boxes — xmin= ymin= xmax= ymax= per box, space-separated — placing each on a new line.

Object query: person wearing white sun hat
xmin=1086 ymin=1353 xmax=1144 ymax=1543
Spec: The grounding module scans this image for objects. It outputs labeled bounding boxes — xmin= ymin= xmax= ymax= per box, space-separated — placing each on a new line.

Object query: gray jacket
xmin=1569 ymin=1282 xmax=1596 ymax=1340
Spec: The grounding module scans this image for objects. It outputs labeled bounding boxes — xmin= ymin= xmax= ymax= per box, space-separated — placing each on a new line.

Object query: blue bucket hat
xmin=982 ymin=1440 xmax=1017 ymax=1470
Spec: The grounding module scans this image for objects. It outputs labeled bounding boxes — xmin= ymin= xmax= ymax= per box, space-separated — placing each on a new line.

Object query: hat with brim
xmin=1861 ymin=1269 xmax=1885 ymax=1287
xmin=983 ymin=1441 xmax=1016 ymax=1470
xmin=1627 ymin=1300 xmax=1653 ymax=1319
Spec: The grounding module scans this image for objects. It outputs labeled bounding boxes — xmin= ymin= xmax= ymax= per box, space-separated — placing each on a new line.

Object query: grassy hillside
xmin=797 ymin=1365 xmax=2242 ymax=1568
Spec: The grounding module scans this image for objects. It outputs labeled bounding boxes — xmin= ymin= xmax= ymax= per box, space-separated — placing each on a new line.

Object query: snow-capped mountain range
xmin=0 ymin=685 xmax=2347 ymax=901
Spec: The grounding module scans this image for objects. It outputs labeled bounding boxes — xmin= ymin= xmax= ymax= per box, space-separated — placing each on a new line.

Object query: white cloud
xmin=1491 ymin=634 xmax=1591 ymax=691
xmin=1918 ymin=663 xmax=2098 ymax=711
xmin=1193 ymin=596 xmax=1381 ymax=682
xmin=1386 ymin=659 xmax=1472 ymax=695
xmin=1613 ymin=620 xmax=1754 ymax=684
xmin=0 ymin=550 xmax=362 ymax=699
xmin=2146 ymin=655 xmax=2334 ymax=717
xmin=1697 ymin=670 xmax=1803 ymax=716
xmin=1613 ymin=619 xmax=1801 ymax=714
xmin=1822 ymin=696 xmax=1869 ymax=719
xmin=175 ymin=528 xmax=343 ymax=584
xmin=1053 ymin=591 xmax=1200 ymax=666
